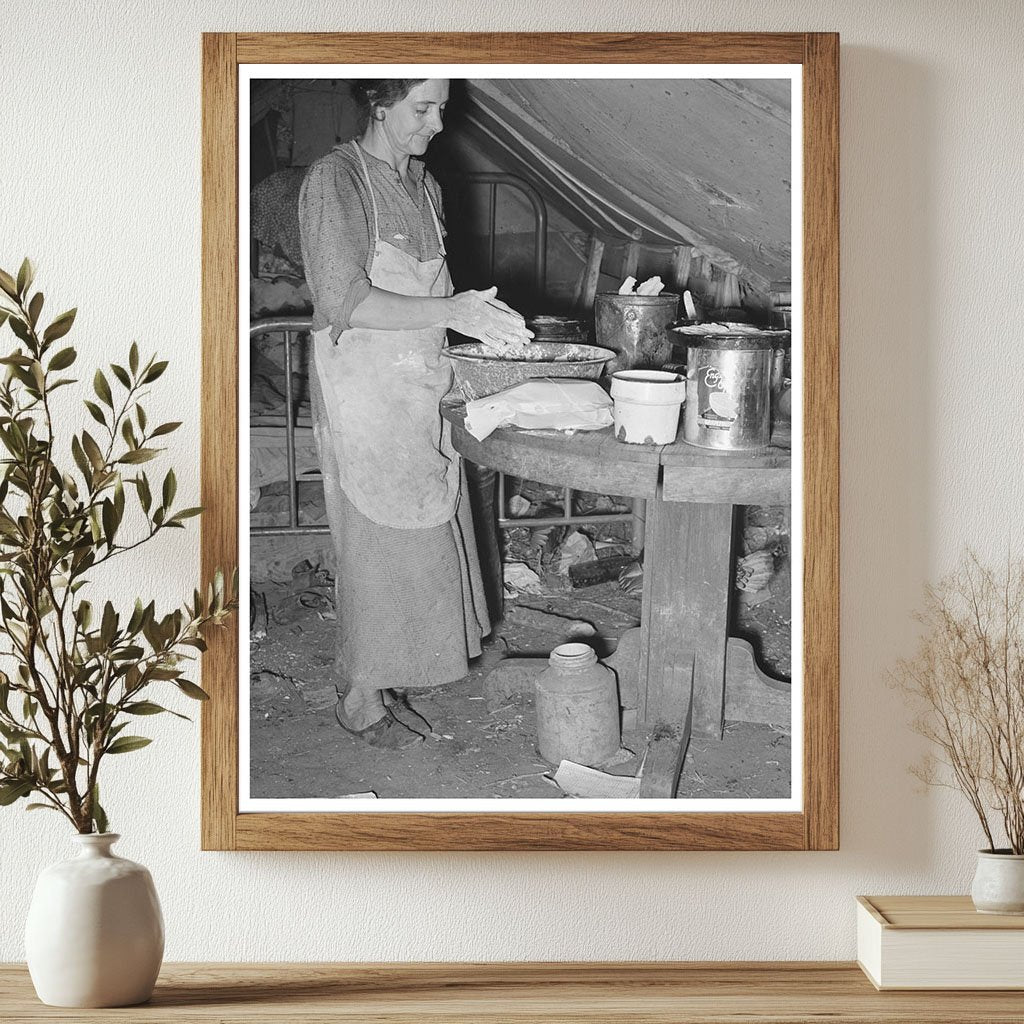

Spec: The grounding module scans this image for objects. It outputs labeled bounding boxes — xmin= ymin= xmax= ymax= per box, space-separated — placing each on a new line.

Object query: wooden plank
xmin=642 ymin=500 xmax=734 ymax=740
xmin=638 ymin=497 xmax=733 ymax=743
xmin=199 ymin=32 xmax=238 ymax=853
xmin=636 ymin=500 xmax=658 ymax=725
xmin=662 ymin=464 xmax=791 ymax=505
xmin=716 ymin=271 xmax=742 ymax=308
xmin=693 ymin=253 xmax=717 ymax=292
xmin=639 ymin=659 xmax=694 ymax=798
xmin=724 ymin=638 xmax=791 ymax=732
xmin=236 ymin=32 xmax=808 ymax=64
xmin=4 ymin=962 xmax=1024 ymax=1022
xmin=250 ymin=424 xmax=314 ymax=443
xmin=629 ymin=497 xmax=646 ymax=554
xmin=670 ymin=244 xmax=693 ymax=292
xmin=621 ymin=229 xmax=642 ymax=281
xmin=660 ymin=439 xmax=791 ymax=505
xmin=682 ymin=503 xmax=734 ymax=738
xmin=660 ymin=439 xmax=791 ymax=471
xmin=575 ymin=234 xmax=605 ymax=314
xmin=802 ymin=31 xmax=841 ymax=853
xmin=233 ymin=811 xmax=806 ymax=851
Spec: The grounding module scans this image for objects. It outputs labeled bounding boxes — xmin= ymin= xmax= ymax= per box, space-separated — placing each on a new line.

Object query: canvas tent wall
xmin=250 ymin=75 xmax=791 ymax=310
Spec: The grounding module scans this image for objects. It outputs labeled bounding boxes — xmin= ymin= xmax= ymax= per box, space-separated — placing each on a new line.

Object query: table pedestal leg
xmin=465 ymin=461 xmax=504 ymax=626
xmin=638 ymin=499 xmax=734 ymax=796
xmin=630 ymin=497 xmax=646 ymax=555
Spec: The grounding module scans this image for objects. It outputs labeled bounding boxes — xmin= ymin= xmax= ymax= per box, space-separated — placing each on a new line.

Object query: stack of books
xmin=857 ymin=895 xmax=1024 ymax=990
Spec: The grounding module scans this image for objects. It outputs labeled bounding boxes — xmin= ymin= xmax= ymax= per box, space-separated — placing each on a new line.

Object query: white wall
xmin=2 ymin=0 xmax=1022 ymax=962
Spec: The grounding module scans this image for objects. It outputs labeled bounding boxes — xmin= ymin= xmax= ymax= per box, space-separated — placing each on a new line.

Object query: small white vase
xmin=25 ymin=833 xmax=164 ymax=1007
xmin=970 ymin=849 xmax=1024 ymax=915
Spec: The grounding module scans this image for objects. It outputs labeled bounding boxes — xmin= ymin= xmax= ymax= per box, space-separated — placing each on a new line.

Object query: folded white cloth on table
xmin=617 ymin=274 xmax=665 ymax=296
xmin=636 ymin=275 xmax=664 ymax=296
xmin=463 ymin=379 xmax=613 ymax=441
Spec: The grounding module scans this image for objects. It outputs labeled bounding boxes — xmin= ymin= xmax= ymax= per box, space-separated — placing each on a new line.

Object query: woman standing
xmin=298 ymin=79 xmax=532 ymax=750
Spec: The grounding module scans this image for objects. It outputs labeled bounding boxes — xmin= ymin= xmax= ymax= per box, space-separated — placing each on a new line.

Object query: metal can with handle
xmin=594 ymin=292 xmax=679 ymax=371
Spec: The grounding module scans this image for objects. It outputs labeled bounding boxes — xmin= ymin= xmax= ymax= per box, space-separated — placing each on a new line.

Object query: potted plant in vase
xmin=895 ymin=551 xmax=1024 ymax=914
xmin=0 ymin=259 xmax=236 ymax=1006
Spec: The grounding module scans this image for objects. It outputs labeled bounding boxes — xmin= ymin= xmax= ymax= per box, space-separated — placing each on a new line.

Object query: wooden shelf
xmin=3 ymin=962 xmax=1023 ymax=1022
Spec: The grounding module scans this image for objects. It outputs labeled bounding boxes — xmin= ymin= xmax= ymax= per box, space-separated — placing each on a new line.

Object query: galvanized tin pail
xmin=594 ymin=292 xmax=679 ymax=372
xmin=683 ymin=334 xmax=777 ymax=450
xmin=525 ymin=315 xmax=586 ymax=344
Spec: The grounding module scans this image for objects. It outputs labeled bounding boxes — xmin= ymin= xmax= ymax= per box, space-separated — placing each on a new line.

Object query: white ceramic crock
xmin=610 ymin=370 xmax=685 ymax=445
xmin=25 ymin=833 xmax=164 ymax=1007
xmin=970 ymin=850 xmax=1024 ymax=915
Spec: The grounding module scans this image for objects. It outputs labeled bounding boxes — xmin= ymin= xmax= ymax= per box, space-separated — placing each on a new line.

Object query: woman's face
xmin=376 ymin=79 xmax=450 ymax=159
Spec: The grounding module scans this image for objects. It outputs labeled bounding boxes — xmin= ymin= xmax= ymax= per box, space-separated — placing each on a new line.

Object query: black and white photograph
xmin=241 ymin=66 xmax=800 ymax=810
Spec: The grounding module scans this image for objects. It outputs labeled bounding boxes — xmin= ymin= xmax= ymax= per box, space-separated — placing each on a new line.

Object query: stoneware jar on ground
xmin=25 ymin=833 xmax=164 ymax=1007
xmin=971 ymin=850 xmax=1024 ymax=914
xmin=535 ymin=642 xmax=620 ymax=766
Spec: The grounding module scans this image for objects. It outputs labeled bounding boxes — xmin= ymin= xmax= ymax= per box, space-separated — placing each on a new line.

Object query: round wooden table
xmin=442 ymin=401 xmax=791 ymax=797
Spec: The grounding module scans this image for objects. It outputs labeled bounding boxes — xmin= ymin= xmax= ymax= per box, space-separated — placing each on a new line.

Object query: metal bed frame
xmin=250 ymin=172 xmax=636 ymax=544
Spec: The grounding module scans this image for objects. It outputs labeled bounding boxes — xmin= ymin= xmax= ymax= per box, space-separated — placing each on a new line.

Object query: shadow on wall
xmin=838 ymin=47 xmax=940 ymax=867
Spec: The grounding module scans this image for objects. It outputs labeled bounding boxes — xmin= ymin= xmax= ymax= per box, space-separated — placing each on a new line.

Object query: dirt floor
xmin=248 ymin=489 xmax=792 ymax=801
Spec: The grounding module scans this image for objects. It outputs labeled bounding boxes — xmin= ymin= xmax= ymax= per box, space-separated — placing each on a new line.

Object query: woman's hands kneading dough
xmin=446 ymin=286 xmax=533 ymax=354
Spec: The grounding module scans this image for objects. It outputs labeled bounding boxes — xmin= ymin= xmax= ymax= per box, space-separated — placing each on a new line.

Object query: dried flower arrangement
xmin=894 ymin=552 xmax=1024 ymax=854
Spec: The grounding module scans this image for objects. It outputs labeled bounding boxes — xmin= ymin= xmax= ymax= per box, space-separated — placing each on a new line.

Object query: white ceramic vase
xmin=25 ymin=833 xmax=164 ymax=1007
xmin=970 ymin=850 xmax=1024 ymax=915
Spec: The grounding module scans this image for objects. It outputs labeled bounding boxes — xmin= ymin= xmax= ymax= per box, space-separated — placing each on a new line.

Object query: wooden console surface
xmin=2 ymin=962 xmax=1023 ymax=1022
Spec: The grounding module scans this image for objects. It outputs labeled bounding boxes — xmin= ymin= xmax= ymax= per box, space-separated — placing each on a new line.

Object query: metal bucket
xmin=594 ymin=292 xmax=679 ymax=372
xmin=683 ymin=334 xmax=778 ymax=450
xmin=525 ymin=315 xmax=586 ymax=344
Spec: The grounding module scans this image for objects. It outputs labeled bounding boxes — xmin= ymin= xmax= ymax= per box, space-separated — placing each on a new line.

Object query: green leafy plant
xmin=0 ymin=259 xmax=236 ymax=833
xmin=895 ymin=552 xmax=1024 ymax=853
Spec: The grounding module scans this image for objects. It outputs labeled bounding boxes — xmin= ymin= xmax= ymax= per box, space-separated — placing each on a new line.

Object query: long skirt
xmin=312 ymin=377 xmax=490 ymax=694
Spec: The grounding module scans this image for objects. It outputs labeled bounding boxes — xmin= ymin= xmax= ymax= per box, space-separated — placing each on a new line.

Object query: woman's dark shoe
xmin=334 ymin=705 xmax=423 ymax=750
xmin=384 ymin=689 xmax=433 ymax=737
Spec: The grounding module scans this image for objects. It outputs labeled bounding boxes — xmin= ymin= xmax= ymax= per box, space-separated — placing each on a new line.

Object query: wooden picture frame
xmin=201 ymin=32 xmax=839 ymax=851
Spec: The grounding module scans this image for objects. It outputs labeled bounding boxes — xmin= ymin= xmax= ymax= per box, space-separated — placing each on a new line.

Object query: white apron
xmin=313 ymin=142 xmax=460 ymax=530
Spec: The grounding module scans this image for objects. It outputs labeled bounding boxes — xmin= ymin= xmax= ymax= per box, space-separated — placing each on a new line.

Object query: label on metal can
xmin=696 ymin=364 xmax=738 ymax=430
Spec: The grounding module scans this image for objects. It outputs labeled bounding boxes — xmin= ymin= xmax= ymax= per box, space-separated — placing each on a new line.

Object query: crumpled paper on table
xmin=464 ymin=379 xmax=613 ymax=442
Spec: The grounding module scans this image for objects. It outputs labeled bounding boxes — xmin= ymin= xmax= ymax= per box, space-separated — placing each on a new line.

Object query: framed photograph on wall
xmin=201 ymin=32 xmax=839 ymax=851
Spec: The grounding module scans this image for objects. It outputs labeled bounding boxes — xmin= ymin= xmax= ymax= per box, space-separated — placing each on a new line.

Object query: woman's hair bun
xmin=350 ymin=79 xmax=426 ymax=131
